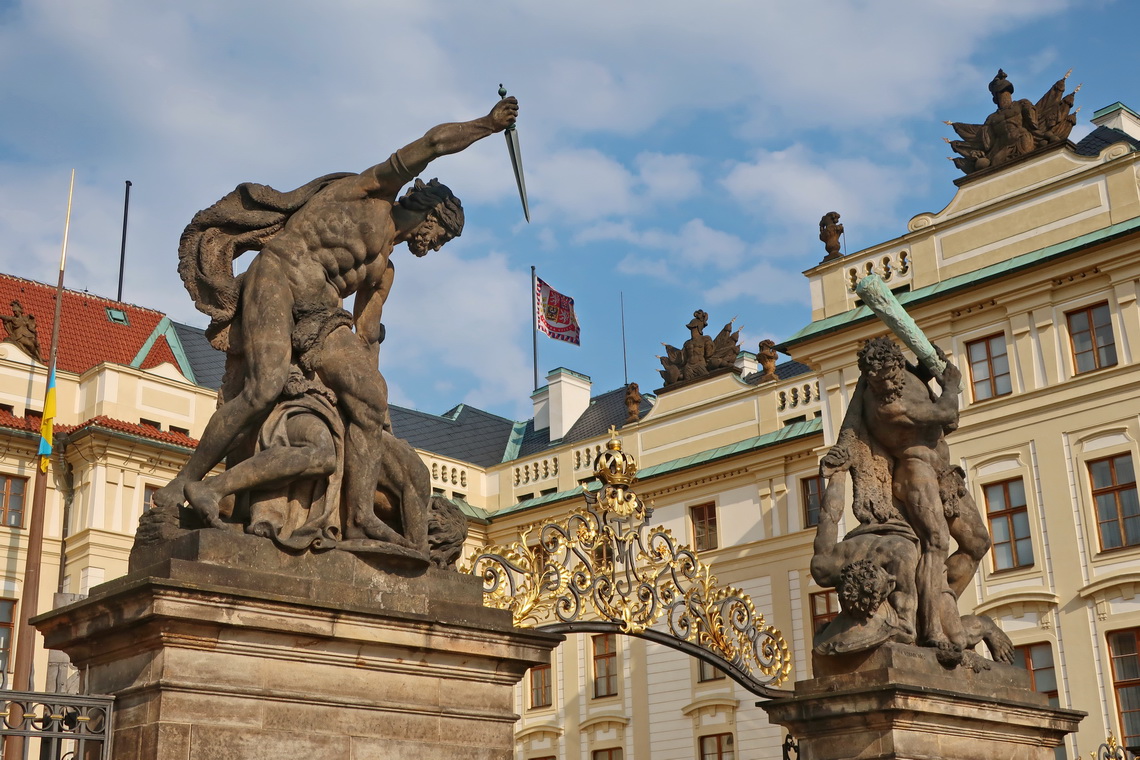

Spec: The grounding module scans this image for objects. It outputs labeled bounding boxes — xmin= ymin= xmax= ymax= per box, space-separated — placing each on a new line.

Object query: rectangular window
xmin=0 ymin=475 xmax=27 ymax=528
xmin=1109 ymin=628 xmax=1140 ymax=750
xmin=529 ymin=663 xmax=552 ymax=708
xmin=1089 ymin=455 xmax=1140 ymax=550
xmin=592 ymin=634 xmax=618 ymax=698
xmin=810 ymin=590 xmax=839 ymax=637
xmin=801 ymin=475 xmax=824 ymax=528
xmin=984 ymin=478 xmax=1034 ymax=570
xmin=592 ymin=749 xmax=622 ymax=760
xmin=0 ymin=599 xmax=14 ymax=674
xmin=691 ymin=503 xmax=718 ymax=552
xmin=139 ymin=418 xmax=162 ymax=430
xmin=699 ymin=733 xmax=735 ymax=760
xmin=1013 ymin=642 xmax=1058 ymax=706
xmin=966 ymin=334 xmax=1012 ymax=401
xmin=1068 ymin=302 xmax=1117 ymax=374
xmin=698 ymin=659 xmax=726 ymax=683
xmin=143 ymin=484 xmax=159 ymax=513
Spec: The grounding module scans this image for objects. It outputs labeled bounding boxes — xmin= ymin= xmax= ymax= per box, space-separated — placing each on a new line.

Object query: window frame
xmin=698 ymin=658 xmax=726 ymax=683
xmin=810 ymin=589 xmax=839 ymax=638
xmin=0 ymin=598 xmax=14 ymax=675
xmin=1088 ymin=453 xmax=1140 ymax=552
xmin=1012 ymin=642 xmax=1059 ymax=706
xmin=965 ymin=333 xmax=1012 ymax=402
xmin=801 ymin=474 xmax=824 ymax=528
xmin=1108 ymin=628 xmax=1140 ymax=751
xmin=0 ymin=474 xmax=27 ymax=529
xmin=690 ymin=502 xmax=718 ymax=552
xmin=591 ymin=633 xmax=618 ymax=699
xmin=592 ymin=749 xmax=622 ymax=760
xmin=528 ymin=662 xmax=552 ymax=709
xmin=983 ymin=478 xmax=1035 ymax=571
xmin=699 ymin=732 xmax=735 ymax=760
xmin=1066 ymin=301 xmax=1117 ymax=375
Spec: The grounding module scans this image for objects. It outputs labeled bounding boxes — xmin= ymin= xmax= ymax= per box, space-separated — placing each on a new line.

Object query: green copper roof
xmin=487 ymin=417 xmax=822 ymax=522
xmin=781 ymin=215 xmax=1140 ymax=350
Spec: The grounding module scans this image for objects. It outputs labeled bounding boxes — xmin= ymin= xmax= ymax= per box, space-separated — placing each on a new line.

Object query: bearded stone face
xmin=869 ymin=362 xmax=906 ymax=404
xmin=407 ymin=216 xmax=452 ymax=257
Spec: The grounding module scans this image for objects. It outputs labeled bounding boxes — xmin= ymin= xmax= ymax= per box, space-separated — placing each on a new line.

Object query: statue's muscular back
xmin=256 ymin=175 xmax=398 ymax=310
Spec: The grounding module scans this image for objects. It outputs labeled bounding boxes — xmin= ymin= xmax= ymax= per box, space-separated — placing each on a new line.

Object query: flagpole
xmin=620 ymin=292 xmax=629 ymax=386
xmin=531 ymin=266 xmax=539 ymax=391
xmin=10 ymin=169 xmax=73 ymax=698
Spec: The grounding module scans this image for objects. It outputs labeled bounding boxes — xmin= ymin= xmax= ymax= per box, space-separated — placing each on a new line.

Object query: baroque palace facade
xmin=0 ymin=102 xmax=1139 ymax=759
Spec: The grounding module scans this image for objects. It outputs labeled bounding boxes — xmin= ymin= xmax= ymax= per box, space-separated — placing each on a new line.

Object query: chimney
xmin=1091 ymin=102 xmax=1140 ymax=141
xmin=542 ymin=368 xmax=591 ymax=440
xmin=531 ymin=384 xmax=550 ymax=432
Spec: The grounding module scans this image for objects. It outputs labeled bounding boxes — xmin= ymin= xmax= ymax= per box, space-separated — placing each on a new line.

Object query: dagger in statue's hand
xmin=499 ymin=84 xmax=530 ymax=223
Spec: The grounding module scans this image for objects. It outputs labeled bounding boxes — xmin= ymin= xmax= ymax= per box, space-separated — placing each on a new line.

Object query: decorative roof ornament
xmin=945 ymin=68 xmax=1080 ymax=176
xmin=658 ymin=310 xmax=741 ymax=389
xmin=466 ymin=429 xmax=792 ymax=697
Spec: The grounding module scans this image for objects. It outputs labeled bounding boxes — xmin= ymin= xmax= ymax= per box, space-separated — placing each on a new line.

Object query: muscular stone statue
xmin=811 ymin=468 xmax=1013 ymax=666
xmin=1 ymin=301 xmax=42 ymax=363
xmin=817 ymin=336 xmax=1006 ymax=666
xmin=658 ymin=311 xmax=740 ymax=388
xmin=153 ymin=97 xmax=518 ymax=557
xmin=946 ymin=69 xmax=1078 ymax=175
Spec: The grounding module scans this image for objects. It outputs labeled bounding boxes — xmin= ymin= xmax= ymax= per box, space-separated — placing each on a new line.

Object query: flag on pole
xmin=37 ymin=367 xmax=55 ymax=473
xmin=535 ymin=277 xmax=581 ymax=346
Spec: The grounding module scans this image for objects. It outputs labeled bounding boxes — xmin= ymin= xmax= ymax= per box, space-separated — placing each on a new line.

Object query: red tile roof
xmin=138 ymin=334 xmax=179 ymax=371
xmin=71 ymin=416 xmax=197 ymax=447
xmin=0 ymin=274 xmax=171 ymax=374
xmin=0 ymin=410 xmax=197 ymax=449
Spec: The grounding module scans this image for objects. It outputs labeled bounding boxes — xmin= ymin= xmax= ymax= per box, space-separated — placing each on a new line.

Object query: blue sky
xmin=0 ymin=0 xmax=1136 ymax=421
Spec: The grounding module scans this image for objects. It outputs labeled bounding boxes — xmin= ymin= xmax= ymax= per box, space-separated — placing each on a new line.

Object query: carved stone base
xmin=761 ymin=644 xmax=1084 ymax=760
xmin=34 ymin=529 xmax=561 ymax=760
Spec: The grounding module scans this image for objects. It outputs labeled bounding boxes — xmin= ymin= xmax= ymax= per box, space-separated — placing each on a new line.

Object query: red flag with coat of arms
xmin=535 ymin=277 xmax=581 ymax=346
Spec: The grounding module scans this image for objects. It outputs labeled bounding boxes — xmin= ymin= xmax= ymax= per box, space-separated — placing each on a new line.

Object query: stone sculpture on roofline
xmin=658 ymin=309 xmax=740 ymax=388
xmin=945 ymin=68 xmax=1079 ymax=176
xmin=136 ymin=96 xmax=522 ymax=568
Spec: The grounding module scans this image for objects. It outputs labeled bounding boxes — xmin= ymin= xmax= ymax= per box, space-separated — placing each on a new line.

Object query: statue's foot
xmin=152 ymin=480 xmax=188 ymax=510
xmin=184 ymin=481 xmax=227 ymax=530
xmin=928 ymin=638 xmax=965 ymax=668
xmin=348 ymin=512 xmax=412 ymax=547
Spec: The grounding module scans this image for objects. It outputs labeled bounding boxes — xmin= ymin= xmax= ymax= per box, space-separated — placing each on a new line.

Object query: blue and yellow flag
xmin=37 ymin=367 xmax=55 ymax=473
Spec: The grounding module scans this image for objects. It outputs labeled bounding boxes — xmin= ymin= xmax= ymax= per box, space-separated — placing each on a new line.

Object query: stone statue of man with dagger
xmin=155 ymin=94 xmax=520 ymax=555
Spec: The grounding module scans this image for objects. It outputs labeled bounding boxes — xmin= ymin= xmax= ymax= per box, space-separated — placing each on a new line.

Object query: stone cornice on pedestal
xmin=763 ymin=644 xmax=1084 ymax=760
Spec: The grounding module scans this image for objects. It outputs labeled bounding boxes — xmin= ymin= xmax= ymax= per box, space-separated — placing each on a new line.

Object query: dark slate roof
xmin=171 ymin=321 xmax=226 ymax=390
xmin=389 ymin=403 xmax=516 ymax=468
xmin=514 ymin=386 xmax=654 ymax=460
xmin=1073 ymin=126 xmax=1140 ymax=156
xmin=743 ymin=359 xmax=814 ymax=385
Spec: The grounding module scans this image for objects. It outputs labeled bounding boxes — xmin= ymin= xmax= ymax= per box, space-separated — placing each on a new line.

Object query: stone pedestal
xmin=33 ymin=529 xmax=561 ymax=760
xmin=761 ymin=644 xmax=1084 ymax=760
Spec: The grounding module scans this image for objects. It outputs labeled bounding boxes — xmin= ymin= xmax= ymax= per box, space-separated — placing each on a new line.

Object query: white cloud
xmin=722 ymin=144 xmax=929 ymax=235
xmin=635 ymin=153 xmax=701 ymax=204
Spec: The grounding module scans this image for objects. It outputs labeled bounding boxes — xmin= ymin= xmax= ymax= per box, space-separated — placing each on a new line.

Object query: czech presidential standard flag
xmin=535 ymin=277 xmax=581 ymax=346
xmin=38 ymin=366 xmax=55 ymax=472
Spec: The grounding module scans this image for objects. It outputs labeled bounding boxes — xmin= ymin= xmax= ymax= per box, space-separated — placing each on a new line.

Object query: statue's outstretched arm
xmin=359 ymin=98 xmax=518 ymax=195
